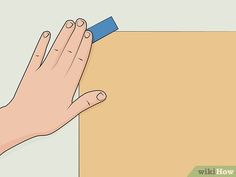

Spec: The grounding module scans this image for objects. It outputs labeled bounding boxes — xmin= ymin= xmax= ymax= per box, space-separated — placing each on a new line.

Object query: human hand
xmin=0 ymin=18 xmax=106 ymax=154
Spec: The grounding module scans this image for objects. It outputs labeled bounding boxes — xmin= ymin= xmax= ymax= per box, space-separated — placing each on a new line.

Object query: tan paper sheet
xmin=80 ymin=32 xmax=236 ymax=177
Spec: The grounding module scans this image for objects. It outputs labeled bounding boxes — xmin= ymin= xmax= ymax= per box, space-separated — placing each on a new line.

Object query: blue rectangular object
xmin=88 ymin=16 xmax=119 ymax=43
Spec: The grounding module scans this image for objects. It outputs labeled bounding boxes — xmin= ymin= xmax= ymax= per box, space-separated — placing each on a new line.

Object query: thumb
xmin=67 ymin=90 xmax=107 ymax=120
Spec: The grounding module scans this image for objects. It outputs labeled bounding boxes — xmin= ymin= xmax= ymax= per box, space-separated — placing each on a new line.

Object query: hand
xmin=0 ymin=18 xmax=106 ymax=155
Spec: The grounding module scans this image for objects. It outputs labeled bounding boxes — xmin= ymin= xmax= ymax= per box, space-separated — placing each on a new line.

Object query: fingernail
xmin=96 ymin=91 xmax=107 ymax=101
xmin=84 ymin=31 xmax=91 ymax=38
xmin=77 ymin=19 xmax=84 ymax=27
xmin=43 ymin=31 xmax=50 ymax=38
xmin=66 ymin=20 xmax=74 ymax=28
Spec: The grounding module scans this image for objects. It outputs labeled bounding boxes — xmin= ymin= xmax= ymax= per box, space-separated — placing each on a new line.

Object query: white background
xmin=1 ymin=0 xmax=236 ymax=176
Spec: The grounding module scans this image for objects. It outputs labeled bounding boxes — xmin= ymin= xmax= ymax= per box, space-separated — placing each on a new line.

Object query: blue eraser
xmin=88 ymin=16 xmax=119 ymax=43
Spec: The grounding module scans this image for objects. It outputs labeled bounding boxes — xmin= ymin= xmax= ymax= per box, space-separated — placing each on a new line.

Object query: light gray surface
xmin=1 ymin=0 xmax=236 ymax=176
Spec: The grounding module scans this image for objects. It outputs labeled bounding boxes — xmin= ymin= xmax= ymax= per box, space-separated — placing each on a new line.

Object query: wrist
xmin=0 ymin=104 xmax=35 ymax=155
